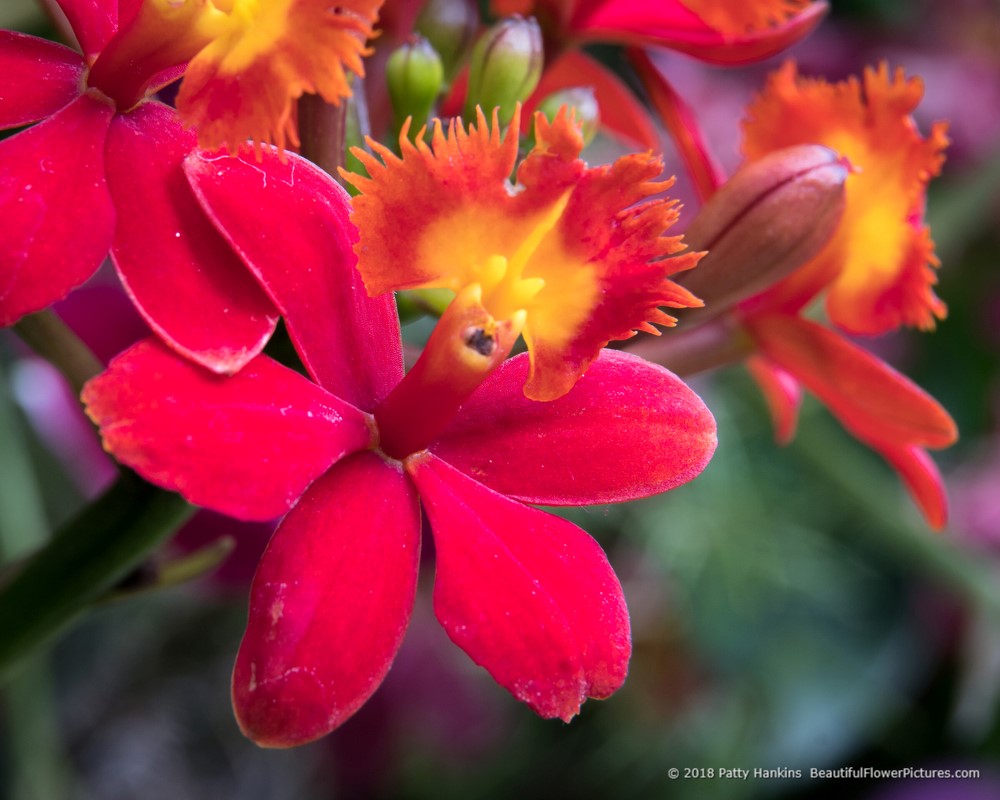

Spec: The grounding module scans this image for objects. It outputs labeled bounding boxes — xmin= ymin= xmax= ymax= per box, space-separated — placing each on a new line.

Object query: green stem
xmin=4 ymin=660 xmax=69 ymax=800
xmin=0 ymin=472 xmax=195 ymax=682
xmin=0 ymin=356 xmax=70 ymax=798
xmin=101 ymin=535 xmax=235 ymax=603
xmin=12 ymin=309 xmax=103 ymax=396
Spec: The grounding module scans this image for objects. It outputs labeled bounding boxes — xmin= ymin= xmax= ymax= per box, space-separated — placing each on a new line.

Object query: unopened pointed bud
xmin=464 ymin=15 xmax=543 ymax=126
xmin=680 ymin=144 xmax=849 ymax=322
xmin=387 ymin=35 xmax=446 ymax=133
xmin=416 ymin=0 xmax=479 ymax=82
xmin=536 ymin=88 xmax=600 ymax=146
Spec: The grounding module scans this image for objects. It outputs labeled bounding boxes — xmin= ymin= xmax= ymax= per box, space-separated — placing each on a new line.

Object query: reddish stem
xmin=625 ymin=316 xmax=752 ymax=378
xmin=628 ymin=48 xmax=726 ymax=204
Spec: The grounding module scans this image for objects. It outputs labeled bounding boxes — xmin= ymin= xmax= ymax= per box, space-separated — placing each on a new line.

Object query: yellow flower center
xmin=480 ymin=190 xmax=569 ymax=319
xmin=198 ymin=0 xmax=295 ymax=73
xmin=343 ymin=107 xmax=702 ymax=400
xmin=144 ymin=0 xmax=294 ymax=71
xmin=414 ymin=189 xmax=598 ymax=349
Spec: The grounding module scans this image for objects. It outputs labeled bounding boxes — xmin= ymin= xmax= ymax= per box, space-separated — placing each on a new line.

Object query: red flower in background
xmin=626 ymin=55 xmax=958 ymax=527
xmin=741 ymin=61 xmax=949 ymax=335
xmin=1 ymin=0 xmax=387 ymax=371
xmin=732 ymin=63 xmax=956 ymax=527
xmin=0 ymin=0 xmax=285 ymax=371
xmin=494 ymin=0 xmax=828 ymax=150
xmin=83 ymin=145 xmax=717 ymax=746
xmin=496 ymin=0 xmax=828 ymax=60
xmin=101 ymin=0 xmax=384 ymax=154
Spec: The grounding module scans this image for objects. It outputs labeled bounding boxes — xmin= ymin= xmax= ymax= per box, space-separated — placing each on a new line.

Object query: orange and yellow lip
xmin=741 ymin=61 xmax=949 ymax=334
xmin=133 ymin=0 xmax=382 ymax=154
xmin=343 ymin=106 xmax=703 ymax=401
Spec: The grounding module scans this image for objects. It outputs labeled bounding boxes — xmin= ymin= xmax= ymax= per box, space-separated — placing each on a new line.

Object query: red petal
xmin=233 ymin=453 xmax=421 ymax=747
xmin=745 ymin=314 xmax=957 ymax=449
xmin=54 ymin=0 xmax=121 ymax=59
xmin=527 ymin=50 xmax=658 ymax=150
xmin=628 ymin=48 xmax=725 ymax=203
xmin=431 ymin=349 xmax=716 ymax=505
xmin=746 ymin=355 xmax=801 ymax=445
xmin=874 ymin=443 xmax=948 ymax=531
xmin=0 ymin=31 xmax=85 ymax=130
xmin=105 ymin=103 xmax=278 ymax=374
xmin=409 ymin=453 xmax=631 ymax=720
xmin=577 ymin=1 xmax=828 ymax=65
xmin=81 ymin=339 xmax=373 ymax=521
xmin=0 ymin=94 xmax=114 ymax=327
xmin=184 ymin=148 xmax=402 ymax=410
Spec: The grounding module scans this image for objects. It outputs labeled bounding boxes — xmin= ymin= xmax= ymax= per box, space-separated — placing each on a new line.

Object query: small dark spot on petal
xmin=464 ymin=327 xmax=496 ymax=356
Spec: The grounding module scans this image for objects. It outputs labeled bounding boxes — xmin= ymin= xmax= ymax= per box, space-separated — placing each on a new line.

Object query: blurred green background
xmin=2 ymin=1 xmax=1000 ymax=798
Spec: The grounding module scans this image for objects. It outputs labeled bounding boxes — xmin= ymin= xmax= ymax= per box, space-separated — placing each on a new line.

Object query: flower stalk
xmin=297 ymin=93 xmax=350 ymax=178
xmin=625 ymin=317 xmax=753 ymax=378
xmin=12 ymin=310 xmax=104 ymax=397
xmin=0 ymin=473 xmax=194 ymax=682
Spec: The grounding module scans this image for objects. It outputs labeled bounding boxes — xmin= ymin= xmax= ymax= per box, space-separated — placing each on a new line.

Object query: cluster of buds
xmin=0 ymin=0 xmax=957 ymax=753
xmin=384 ymin=5 xmax=589 ymax=140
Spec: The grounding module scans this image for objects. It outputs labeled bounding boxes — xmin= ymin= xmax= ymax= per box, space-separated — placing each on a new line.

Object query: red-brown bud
xmin=680 ymin=144 xmax=849 ymax=321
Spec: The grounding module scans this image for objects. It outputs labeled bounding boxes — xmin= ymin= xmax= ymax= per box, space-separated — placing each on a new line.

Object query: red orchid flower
xmin=633 ymin=56 xmax=958 ymax=527
xmin=2 ymin=0 xmax=385 ymax=369
xmin=490 ymin=0 xmax=828 ymax=149
xmin=0 ymin=0 xmax=278 ymax=372
xmin=493 ymin=0 xmax=827 ymax=61
xmin=82 ymin=147 xmax=718 ymax=746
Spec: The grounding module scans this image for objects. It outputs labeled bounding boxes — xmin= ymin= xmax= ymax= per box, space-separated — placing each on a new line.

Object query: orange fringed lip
xmin=678 ymin=0 xmax=814 ymax=37
xmin=342 ymin=106 xmax=703 ymax=401
xmin=175 ymin=0 xmax=382 ymax=154
xmin=741 ymin=61 xmax=950 ymax=335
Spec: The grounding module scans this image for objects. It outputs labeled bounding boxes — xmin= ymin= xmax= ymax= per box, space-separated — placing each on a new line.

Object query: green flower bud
xmin=680 ymin=144 xmax=849 ymax=322
xmin=464 ymin=15 xmax=543 ymax=126
xmin=386 ymin=35 xmax=445 ymax=133
xmin=536 ymin=87 xmax=600 ymax=146
xmin=415 ymin=0 xmax=479 ymax=83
